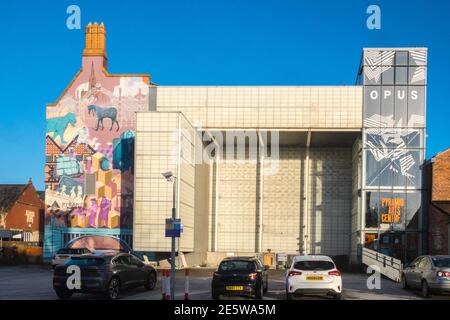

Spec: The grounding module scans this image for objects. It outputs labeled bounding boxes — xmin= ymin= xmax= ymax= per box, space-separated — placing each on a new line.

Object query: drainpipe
xmin=303 ymin=130 xmax=312 ymax=255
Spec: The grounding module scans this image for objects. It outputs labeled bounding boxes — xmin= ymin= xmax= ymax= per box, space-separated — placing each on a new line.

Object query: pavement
xmin=0 ymin=264 xmax=449 ymax=300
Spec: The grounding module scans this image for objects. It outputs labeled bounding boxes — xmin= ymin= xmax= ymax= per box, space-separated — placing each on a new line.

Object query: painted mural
xmin=44 ymin=23 xmax=149 ymax=257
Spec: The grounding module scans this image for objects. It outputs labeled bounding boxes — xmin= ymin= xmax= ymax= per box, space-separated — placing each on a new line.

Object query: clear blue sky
xmin=0 ymin=0 xmax=449 ymax=190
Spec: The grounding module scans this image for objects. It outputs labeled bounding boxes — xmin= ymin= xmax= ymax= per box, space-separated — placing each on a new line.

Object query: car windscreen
xmin=293 ymin=260 xmax=335 ymax=271
xmin=431 ymin=257 xmax=450 ymax=268
xmin=67 ymin=257 xmax=107 ymax=266
xmin=218 ymin=260 xmax=256 ymax=273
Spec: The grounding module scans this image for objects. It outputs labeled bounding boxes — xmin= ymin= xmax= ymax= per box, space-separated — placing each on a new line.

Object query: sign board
xmin=276 ymin=253 xmax=287 ymax=262
xmin=165 ymin=218 xmax=183 ymax=238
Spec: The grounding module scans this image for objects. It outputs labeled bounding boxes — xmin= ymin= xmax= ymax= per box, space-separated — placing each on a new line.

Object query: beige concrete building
xmin=134 ymin=48 xmax=427 ymax=267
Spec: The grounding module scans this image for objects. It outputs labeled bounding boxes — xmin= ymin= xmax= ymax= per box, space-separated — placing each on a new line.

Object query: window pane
xmin=382 ymin=67 xmax=394 ymax=85
xmin=364 ymin=87 xmax=381 ymax=126
xmin=406 ymin=192 xmax=421 ymax=230
xmin=365 ymin=150 xmax=380 ymax=187
xmin=409 ymin=66 xmax=427 ymax=85
xmin=395 ymin=51 xmax=409 ymax=66
xmin=394 ymin=88 xmax=408 ymax=127
xmin=395 ymin=67 xmax=408 ymax=85
xmin=408 ymin=86 xmax=426 ymax=127
xmin=366 ymin=192 xmax=380 ymax=228
xmin=381 ymin=86 xmax=394 ymax=119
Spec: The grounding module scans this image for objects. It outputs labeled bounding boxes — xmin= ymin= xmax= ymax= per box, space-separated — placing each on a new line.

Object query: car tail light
xmin=437 ymin=271 xmax=450 ymax=277
xmin=288 ymin=271 xmax=302 ymax=277
xmin=249 ymin=273 xmax=258 ymax=280
xmin=328 ymin=270 xmax=341 ymax=277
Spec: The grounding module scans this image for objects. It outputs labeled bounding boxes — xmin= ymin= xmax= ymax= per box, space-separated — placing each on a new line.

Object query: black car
xmin=211 ymin=257 xmax=269 ymax=300
xmin=53 ymin=251 xmax=157 ymax=299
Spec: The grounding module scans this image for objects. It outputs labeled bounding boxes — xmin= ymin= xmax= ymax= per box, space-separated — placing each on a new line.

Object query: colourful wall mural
xmin=44 ymin=22 xmax=150 ymax=257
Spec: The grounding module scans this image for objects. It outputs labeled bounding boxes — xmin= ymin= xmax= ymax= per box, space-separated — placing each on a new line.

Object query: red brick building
xmin=0 ymin=180 xmax=45 ymax=242
xmin=424 ymin=149 xmax=450 ymax=255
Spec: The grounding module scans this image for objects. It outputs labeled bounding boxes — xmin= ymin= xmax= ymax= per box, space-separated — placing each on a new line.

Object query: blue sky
xmin=0 ymin=0 xmax=449 ymax=190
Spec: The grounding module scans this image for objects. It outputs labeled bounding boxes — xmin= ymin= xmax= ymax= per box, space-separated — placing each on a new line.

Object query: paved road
xmin=1 ymin=265 xmax=448 ymax=300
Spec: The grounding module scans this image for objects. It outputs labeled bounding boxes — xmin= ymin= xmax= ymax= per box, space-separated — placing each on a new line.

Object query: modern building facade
xmin=45 ymin=23 xmax=428 ymax=266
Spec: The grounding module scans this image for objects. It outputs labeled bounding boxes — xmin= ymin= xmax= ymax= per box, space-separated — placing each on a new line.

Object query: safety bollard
xmin=184 ymin=268 xmax=190 ymax=300
xmin=165 ymin=269 xmax=171 ymax=300
xmin=161 ymin=269 xmax=167 ymax=300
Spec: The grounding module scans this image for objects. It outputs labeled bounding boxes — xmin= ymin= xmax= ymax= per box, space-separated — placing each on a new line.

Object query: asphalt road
xmin=0 ymin=265 xmax=449 ymax=300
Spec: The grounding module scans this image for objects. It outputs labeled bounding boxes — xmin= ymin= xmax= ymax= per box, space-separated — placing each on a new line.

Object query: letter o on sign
xmin=370 ymin=90 xmax=378 ymax=100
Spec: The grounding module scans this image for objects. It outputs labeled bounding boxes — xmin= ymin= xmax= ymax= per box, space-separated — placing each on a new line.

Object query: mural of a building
xmin=44 ymin=22 xmax=150 ymax=258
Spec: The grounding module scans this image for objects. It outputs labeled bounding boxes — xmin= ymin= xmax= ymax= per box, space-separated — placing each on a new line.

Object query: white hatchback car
xmin=286 ymin=255 xmax=342 ymax=300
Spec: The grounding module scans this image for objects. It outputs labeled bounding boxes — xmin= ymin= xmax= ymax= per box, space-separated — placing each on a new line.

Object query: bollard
xmin=161 ymin=269 xmax=167 ymax=300
xmin=165 ymin=269 xmax=171 ymax=300
xmin=184 ymin=268 xmax=190 ymax=300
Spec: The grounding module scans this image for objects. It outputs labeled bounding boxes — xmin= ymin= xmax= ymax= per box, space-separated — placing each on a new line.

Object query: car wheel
xmin=144 ymin=271 xmax=156 ymax=290
xmin=401 ymin=274 xmax=409 ymax=289
xmin=421 ymin=280 xmax=430 ymax=298
xmin=334 ymin=293 xmax=342 ymax=300
xmin=55 ymin=289 xmax=73 ymax=300
xmin=105 ymin=277 xmax=121 ymax=300
xmin=286 ymin=291 xmax=293 ymax=300
xmin=255 ymin=283 xmax=264 ymax=300
xmin=211 ymin=290 xmax=220 ymax=300
xmin=263 ymin=281 xmax=268 ymax=293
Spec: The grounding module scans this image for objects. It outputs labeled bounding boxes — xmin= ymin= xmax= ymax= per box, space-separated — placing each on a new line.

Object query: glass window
xmin=381 ymin=86 xmax=394 ymax=119
xmin=293 ymin=260 xmax=335 ymax=271
xmin=218 ymin=260 xmax=256 ymax=272
xmin=379 ymin=192 xmax=406 ymax=229
xmin=409 ymin=51 xmax=427 ymax=66
xmin=382 ymin=67 xmax=395 ymax=85
xmin=379 ymin=154 xmax=393 ymax=188
xmin=394 ymin=88 xmax=408 ymax=127
xmin=405 ymin=129 xmax=423 ymax=148
xmin=406 ymin=150 xmax=423 ymax=188
xmin=408 ymin=86 xmax=426 ymax=127
xmin=395 ymin=67 xmax=408 ymax=85
xmin=364 ymin=66 xmax=382 ymax=85
xmin=365 ymin=192 xmax=380 ymax=228
xmin=364 ymin=87 xmax=381 ymax=125
xmin=365 ymin=150 xmax=380 ymax=187
xmin=395 ymin=51 xmax=409 ymax=66
xmin=409 ymin=66 xmax=427 ymax=85
xmin=431 ymin=257 xmax=450 ymax=268
xmin=406 ymin=192 xmax=421 ymax=230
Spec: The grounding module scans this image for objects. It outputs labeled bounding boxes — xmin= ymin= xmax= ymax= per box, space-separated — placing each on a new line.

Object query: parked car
xmin=211 ymin=256 xmax=269 ymax=300
xmin=53 ymin=251 xmax=157 ymax=299
xmin=51 ymin=248 xmax=92 ymax=269
xmin=286 ymin=255 xmax=342 ymax=300
xmin=401 ymin=255 xmax=450 ymax=298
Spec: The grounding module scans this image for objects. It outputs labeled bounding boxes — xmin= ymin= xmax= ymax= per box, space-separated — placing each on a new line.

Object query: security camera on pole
xmin=162 ymin=171 xmax=183 ymax=300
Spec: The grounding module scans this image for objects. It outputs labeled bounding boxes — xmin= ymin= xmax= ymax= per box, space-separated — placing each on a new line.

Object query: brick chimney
xmin=83 ymin=22 xmax=108 ymax=69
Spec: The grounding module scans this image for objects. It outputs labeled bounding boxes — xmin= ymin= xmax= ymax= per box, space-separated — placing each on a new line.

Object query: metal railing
xmin=362 ymin=247 xmax=403 ymax=282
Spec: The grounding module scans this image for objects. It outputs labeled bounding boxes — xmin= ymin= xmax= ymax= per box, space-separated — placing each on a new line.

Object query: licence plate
xmin=306 ymin=276 xmax=323 ymax=281
xmin=226 ymin=286 xmax=244 ymax=291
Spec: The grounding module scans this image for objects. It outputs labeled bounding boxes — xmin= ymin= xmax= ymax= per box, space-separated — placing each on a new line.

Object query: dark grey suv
xmin=53 ymin=251 xmax=157 ymax=299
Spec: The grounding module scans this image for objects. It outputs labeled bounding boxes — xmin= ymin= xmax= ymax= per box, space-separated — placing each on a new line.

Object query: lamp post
xmin=162 ymin=171 xmax=177 ymax=300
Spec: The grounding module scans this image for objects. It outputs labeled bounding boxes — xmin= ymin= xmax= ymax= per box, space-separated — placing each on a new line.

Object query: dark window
xmin=218 ymin=260 xmax=256 ymax=272
xmin=293 ymin=260 xmax=335 ymax=271
xmin=431 ymin=257 xmax=450 ymax=268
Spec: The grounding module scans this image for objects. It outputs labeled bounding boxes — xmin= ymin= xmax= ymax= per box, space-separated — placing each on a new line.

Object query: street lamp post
xmin=162 ymin=171 xmax=177 ymax=300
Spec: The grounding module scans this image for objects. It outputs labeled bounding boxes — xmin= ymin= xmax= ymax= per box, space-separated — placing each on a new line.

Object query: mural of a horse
xmin=46 ymin=112 xmax=77 ymax=144
xmin=87 ymin=105 xmax=120 ymax=131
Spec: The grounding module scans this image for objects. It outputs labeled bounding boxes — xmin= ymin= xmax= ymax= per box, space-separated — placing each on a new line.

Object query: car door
xmin=407 ymin=257 xmax=423 ymax=288
xmin=419 ymin=257 xmax=432 ymax=283
xmin=255 ymin=260 xmax=268 ymax=288
xmin=113 ymin=254 xmax=134 ymax=287
xmin=128 ymin=255 xmax=147 ymax=285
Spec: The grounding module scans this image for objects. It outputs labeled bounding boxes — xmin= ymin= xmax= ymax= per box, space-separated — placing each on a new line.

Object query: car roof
xmin=221 ymin=256 xmax=259 ymax=262
xmin=292 ymin=255 xmax=334 ymax=262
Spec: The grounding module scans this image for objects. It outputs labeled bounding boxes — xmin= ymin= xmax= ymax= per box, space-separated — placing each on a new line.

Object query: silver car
xmin=401 ymin=255 xmax=450 ymax=297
